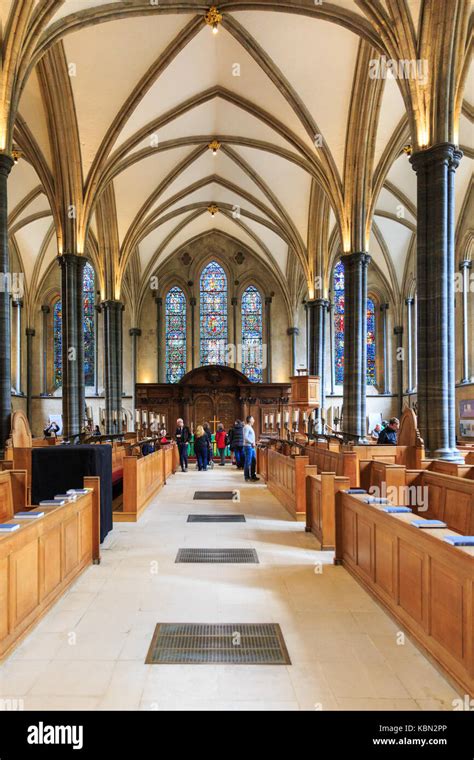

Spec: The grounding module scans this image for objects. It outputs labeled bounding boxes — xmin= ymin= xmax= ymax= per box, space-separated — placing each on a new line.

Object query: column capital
xmin=100 ymin=299 xmax=124 ymax=313
xmin=129 ymin=327 xmax=142 ymax=337
xmin=189 ymin=297 xmax=197 ymax=306
xmin=12 ymin=299 xmax=23 ymax=308
xmin=154 ymin=296 xmax=162 ymax=306
xmin=405 ymin=297 xmax=414 ymax=306
xmin=57 ymin=252 xmax=84 ymax=269
xmin=265 ymin=296 xmax=273 ymax=305
xmin=287 ymin=327 xmax=299 ymax=336
xmin=459 ymin=259 xmax=472 ymax=271
xmin=231 ymin=297 xmax=238 ymax=306
xmin=339 ymin=252 xmax=371 ymax=269
xmin=306 ymin=298 xmax=330 ymax=309
xmin=393 ymin=325 xmax=403 ymax=336
xmin=41 ymin=304 xmax=50 ymax=314
xmin=410 ymin=142 xmax=463 ymax=173
xmin=379 ymin=302 xmax=389 ymax=312
xmin=25 ymin=327 xmax=35 ymax=337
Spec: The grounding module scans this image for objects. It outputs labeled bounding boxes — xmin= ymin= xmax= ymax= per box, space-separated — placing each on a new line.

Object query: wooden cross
xmin=210 ymin=415 xmax=220 ymax=435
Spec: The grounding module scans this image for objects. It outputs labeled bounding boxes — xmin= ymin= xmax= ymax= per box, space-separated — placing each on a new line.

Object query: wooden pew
xmin=0 ymin=470 xmax=100 ymax=660
xmin=264 ymin=447 xmax=309 ymax=519
xmin=335 ymin=490 xmax=474 ymax=697
xmin=363 ymin=459 xmax=474 ymax=535
xmin=118 ymin=448 xmax=165 ymax=522
xmin=305 ymin=465 xmax=350 ymax=549
xmin=304 ymin=443 xmax=359 ymax=487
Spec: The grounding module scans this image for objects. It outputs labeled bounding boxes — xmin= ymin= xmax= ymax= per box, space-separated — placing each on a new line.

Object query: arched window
xmin=53 ymin=261 xmax=96 ymax=388
xmin=333 ymin=261 xmax=376 ymax=386
xmin=241 ymin=285 xmax=263 ymax=382
xmin=200 ymin=261 xmax=228 ymax=365
xmin=83 ymin=262 xmax=95 ymax=386
xmin=165 ymin=286 xmax=187 ymax=383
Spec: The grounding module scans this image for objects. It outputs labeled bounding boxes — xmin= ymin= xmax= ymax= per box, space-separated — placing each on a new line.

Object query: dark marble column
xmin=190 ymin=296 xmax=196 ymax=369
xmin=328 ymin=300 xmax=335 ymax=396
xmin=12 ymin=299 xmax=22 ymax=394
xmin=410 ymin=144 xmax=462 ymax=460
xmin=40 ymin=305 xmax=50 ymax=396
xmin=394 ymin=325 xmax=404 ymax=418
xmin=265 ymin=296 xmax=272 ymax=382
xmin=102 ymin=300 xmax=123 ymax=435
xmin=94 ymin=301 xmax=101 ymax=396
xmin=460 ymin=260 xmax=472 ymax=384
xmin=380 ymin=303 xmax=390 ymax=394
xmin=0 ymin=154 xmax=14 ymax=456
xmin=155 ymin=295 xmax=162 ymax=382
xmin=340 ymin=253 xmax=370 ymax=440
xmin=307 ymin=298 xmax=329 ymax=432
xmin=59 ymin=254 xmax=82 ymax=440
xmin=405 ymin=297 xmax=415 ymax=393
xmin=26 ymin=327 xmax=35 ymax=424
xmin=129 ymin=327 xmax=141 ymax=430
xmin=287 ymin=327 xmax=299 ymax=376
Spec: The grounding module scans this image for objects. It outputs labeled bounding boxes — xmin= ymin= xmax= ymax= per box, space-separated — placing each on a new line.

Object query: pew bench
xmin=305 ymin=465 xmax=350 ymax=549
xmin=335 ymin=490 xmax=474 ymax=697
xmin=114 ymin=443 xmax=178 ymax=522
xmin=0 ymin=470 xmax=100 ymax=659
xmin=261 ymin=447 xmax=309 ymax=519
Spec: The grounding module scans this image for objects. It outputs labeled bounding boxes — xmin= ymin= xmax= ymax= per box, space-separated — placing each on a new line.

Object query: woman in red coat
xmin=215 ymin=424 xmax=228 ymax=466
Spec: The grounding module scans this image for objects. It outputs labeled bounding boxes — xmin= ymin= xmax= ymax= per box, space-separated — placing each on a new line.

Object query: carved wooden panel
xmin=398 ymin=540 xmax=424 ymax=624
xmin=430 ymin=560 xmax=464 ymax=661
xmin=444 ymin=490 xmax=471 ymax=534
xmin=193 ymin=395 xmax=214 ymax=427
xmin=11 ymin=541 xmax=39 ymax=627
xmin=374 ymin=527 xmax=395 ymax=597
xmin=356 ymin=516 xmax=373 ymax=578
xmin=217 ymin=394 xmax=239 ymax=430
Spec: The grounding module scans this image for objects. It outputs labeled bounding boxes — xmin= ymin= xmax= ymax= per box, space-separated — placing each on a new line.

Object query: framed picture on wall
xmin=459 ymin=400 xmax=474 ymax=437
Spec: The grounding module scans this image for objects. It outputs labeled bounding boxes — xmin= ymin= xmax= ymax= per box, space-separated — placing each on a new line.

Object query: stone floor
xmin=1 ymin=465 xmax=461 ymax=711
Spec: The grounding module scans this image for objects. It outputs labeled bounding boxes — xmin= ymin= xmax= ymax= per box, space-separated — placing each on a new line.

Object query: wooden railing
xmin=265 ymin=448 xmax=309 ymax=518
xmin=335 ymin=490 xmax=474 ymax=697
xmin=0 ymin=473 xmax=100 ymax=659
xmin=121 ymin=448 xmax=165 ymax=522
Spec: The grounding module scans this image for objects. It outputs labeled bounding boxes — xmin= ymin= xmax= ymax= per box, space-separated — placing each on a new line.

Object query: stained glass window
xmin=366 ymin=297 xmax=376 ymax=385
xmin=165 ymin=287 xmax=187 ymax=383
xmin=241 ymin=285 xmax=263 ymax=382
xmin=53 ymin=300 xmax=62 ymax=388
xmin=83 ymin=262 xmax=95 ymax=386
xmin=333 ymin=261 xmax=376 ymax=386
xmin=200 ymin=261 xmax=228 ymax=365
xmin=53 ymin=261 xmax=95 ymax=388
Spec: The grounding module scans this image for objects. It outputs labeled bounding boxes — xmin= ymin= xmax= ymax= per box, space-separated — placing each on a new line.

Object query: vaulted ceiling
xmin=5 ymin=0 xmax=474 ymax=323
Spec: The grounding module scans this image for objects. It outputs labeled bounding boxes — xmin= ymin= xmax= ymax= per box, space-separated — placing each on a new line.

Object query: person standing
xmin=228 ymin=420 xmax=244 ymax=469
xmin=175 ymin=418 xmax=190 ymax=472
xmin=203 ymin=421 xmax=214 ymax=468
xmin=215 ymin=424 xmax=227 ymax=466
xmin=243 ymin=415 xmax=259 ymax=482
xmin=194 ymin=425 xmax=209 ymax=471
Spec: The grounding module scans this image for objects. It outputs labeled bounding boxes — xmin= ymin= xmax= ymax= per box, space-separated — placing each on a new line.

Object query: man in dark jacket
xmin=377 ymin=417 xmax=399 ymax=445
xmin=228 ymin=420 xmax=244 ymax=469
xmin=175 ymin=418 xmax=190 ymax=471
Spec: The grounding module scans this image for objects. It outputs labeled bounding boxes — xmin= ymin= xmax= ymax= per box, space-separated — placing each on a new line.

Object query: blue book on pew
xmin=411 ymin=519 xmax=447 ymax=529
xmin=443 ymin=535 xmax=474 ymax=547
xmin=14 ymin=511 xmax=44 ymax=519
xmin=346 ymin=489 xmax=367 ymax=494
xmin=0 ymin=523 xmax=20 ymax=532
xmin=39 ymin=499 xmax=66 ymax=506
xmin=67 ymin=488 xmax=89 ymax=495
xmin=383 ymin=506 xmax=412 ymax=513
xmin=363 ymin=497 xmax=390 ymax=504
xmin=54 ymin=494 xmax=77 ymax=501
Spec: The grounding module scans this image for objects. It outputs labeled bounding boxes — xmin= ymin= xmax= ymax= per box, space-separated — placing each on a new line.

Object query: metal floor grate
xmin=193 ymin=491 xmax=238 ymax=500
xmin=175 ymin=548 xmax=258 ymax=563
xmin=187 ymin=514 xmax=246 ymax=523
xmin=145 ymin=623 xmax=291 ymax=665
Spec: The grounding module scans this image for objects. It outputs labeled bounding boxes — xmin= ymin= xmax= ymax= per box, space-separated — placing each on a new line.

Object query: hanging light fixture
xmin=205 ymin=6 xmax=222 ymax=34
xmin=208 ymin=139 xmax=221 ymax=156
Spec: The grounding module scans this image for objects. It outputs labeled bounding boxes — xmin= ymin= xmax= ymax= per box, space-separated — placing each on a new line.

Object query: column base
xmin=429 ymin=447 xmax=465 ymax=463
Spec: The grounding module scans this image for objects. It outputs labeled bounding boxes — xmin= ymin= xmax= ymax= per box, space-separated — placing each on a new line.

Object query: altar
xmin=136 ymin=365 xmax=292 ymax=438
